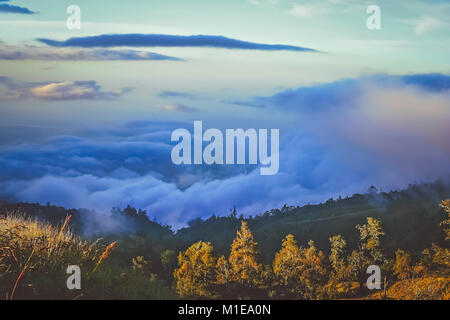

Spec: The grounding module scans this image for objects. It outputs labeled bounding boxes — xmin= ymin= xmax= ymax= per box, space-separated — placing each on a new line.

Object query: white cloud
xmin=248 ymin=0 xmax=279 ymax=6
xmin=414 ymin=17 xmax=441 ymax=35
xmin=287 ymin=2 xmax=328 ymax=19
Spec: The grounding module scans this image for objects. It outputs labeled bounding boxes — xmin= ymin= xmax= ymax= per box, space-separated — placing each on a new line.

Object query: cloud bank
xmin=0 ymin=74 xmax=449 ymax=228
xmin=37 ymin=34 xmax=318 ymax=52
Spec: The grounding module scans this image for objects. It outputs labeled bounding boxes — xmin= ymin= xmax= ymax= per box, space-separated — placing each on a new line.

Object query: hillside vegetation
xmin=0 ymin=181 xmax=449 ymax=299
xmin=0 ymin=214 xmax=177 ymax=300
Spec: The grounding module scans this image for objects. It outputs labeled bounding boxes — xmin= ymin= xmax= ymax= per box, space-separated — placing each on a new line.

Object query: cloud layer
xmin=0 ymin=74 xmax=449 ymax=228
xmin=37 ymin=34 xmax=318 ymax=52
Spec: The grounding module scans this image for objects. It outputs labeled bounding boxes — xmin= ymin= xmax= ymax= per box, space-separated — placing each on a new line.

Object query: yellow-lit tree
xmin=173 ymin=241 xmax=216 ymax=298
xmin=356 ymin=217 xmax=386 ymax=264
xmin=329 ymin=235 xmax=347 ymax=280
xmin=439 ymin=199 xmax=450 ymax=240
xmin=228 ymin=221 xmax=263 ymax=286
xmin=273 ymin=234 xmax=303 ymax=298
xmin=273 ymin=235 xmax=327 ymax=299
xmin=418 ymin=200 xmax=450 ymax=276
xmin=299 ymin=240 xmax=328 ymax=299
xmin=393 ymin=249 xmax=412 ymax=280
xmin=216 ymin=255 xmax=231 ymax=285
xmin=324 ymin=235 xmax=360 ymax=299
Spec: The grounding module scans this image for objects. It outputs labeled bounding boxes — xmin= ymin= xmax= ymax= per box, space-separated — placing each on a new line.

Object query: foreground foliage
xmin=0 ymin=182 xmax=448 ymax=300
xmin=0 ymin=214 xmax=177 ymax=300
xmin=174 ymin=201 xmax=450 ymax=300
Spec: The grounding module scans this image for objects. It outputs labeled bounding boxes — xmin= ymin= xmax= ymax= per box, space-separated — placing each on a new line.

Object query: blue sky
xmin=0 ymin=0 xmax=449 ymax=227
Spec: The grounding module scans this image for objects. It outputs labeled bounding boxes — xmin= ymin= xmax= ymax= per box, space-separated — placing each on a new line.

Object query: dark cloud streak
xmin=37 ymin=34 xmax=318 ymax=52
xmin=0 ymin=3 xmax=36 ymax=14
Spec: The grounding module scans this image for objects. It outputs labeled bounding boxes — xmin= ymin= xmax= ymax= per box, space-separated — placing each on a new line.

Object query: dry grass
xmin=0 ymin=212 xmax=110 ymax=299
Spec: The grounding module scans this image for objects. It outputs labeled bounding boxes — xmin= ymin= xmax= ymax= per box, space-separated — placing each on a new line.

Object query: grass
xmin=0 ymin=212 xmax=177 ymax=300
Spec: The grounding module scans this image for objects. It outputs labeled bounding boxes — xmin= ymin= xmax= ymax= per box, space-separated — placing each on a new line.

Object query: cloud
xmin=163 ymin=103 xmax=198 ymax=113
xmin=0 ymin=43 xmax=183 ymax=61
xmin=287 ymin=3 xmax=328 ymax=18
xmin=285 ymin=0 xmax=364 ymax=19
xmin=0 ymin=2 xmax=36 ymax=14
xmin=246 ymin=73 xmax=450 ymax=111
xmin=0 ymin=74 xmax=449 ymax=228
xmin=37 ymin=33 xmax=318 ymax=52
xmin=30 ymin=81 xmax=132 ymax=100
xmin=414 ymin=17 xmax=441 ymax=35
xmin=0 ymin=77 xmax=132 ymax=100
xmin=158 ymin=91 xmax=196 ymax=99
xmin=248 ymin=0 xmax=279 ymax=7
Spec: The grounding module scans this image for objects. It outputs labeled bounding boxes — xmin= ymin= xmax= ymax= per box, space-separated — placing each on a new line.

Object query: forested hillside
xmin=176 ymin=181 xmax=450 ymax=263
xmin=1 ymin=180 xmax=449 ymax=299
xmin=2 ymin=180 xmax=449 ymax=263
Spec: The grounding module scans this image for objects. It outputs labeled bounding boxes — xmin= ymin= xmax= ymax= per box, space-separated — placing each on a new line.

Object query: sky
xmin=0 ymin=0 xmax=449 ymax=228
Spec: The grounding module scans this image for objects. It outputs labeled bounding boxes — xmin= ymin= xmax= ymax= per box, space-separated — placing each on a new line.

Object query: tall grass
xmin=0 ymin=212 xmax=177 ymax=300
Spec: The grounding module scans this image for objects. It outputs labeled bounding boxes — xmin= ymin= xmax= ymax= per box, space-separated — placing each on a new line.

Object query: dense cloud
xmin=245 ymin=74 xmax=450 ymax=111
xmin=37 ymin=34 xmax=318 ymax=52
xmin=0 ymin=74 xmax=449 ymax=228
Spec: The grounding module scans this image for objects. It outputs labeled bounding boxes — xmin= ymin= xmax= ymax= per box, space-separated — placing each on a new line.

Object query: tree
xmin=160 ymin=249 xmax=176 ymax=280
xmin=215 ymin=255 xmax=233 ymax=298
xmin=228 ymin=221 xmax=263 ymax=286
xmin=173 ymin=241 xmax=216 ymax=298
xmin=298 ymin=240 xmax=328 ymax=299
xmin=329 ymin=235 xmax=347 ymax=280
xmin=417 ymin=200 xmax=450 ymax=276
xmin=273 ymin=235 xmax=327 ymax=299
xmin=273 ymin=234 xmax=303 ymax=297
xmin=356 ymin=217 xmax=386 ymax=264
xmin=439 ymin=200 xmax=450 ymax=240
xmin=216 ymin=255 xmax=231 ymax=285
xmin=393 ymin=249 xmax=412 ymax=280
